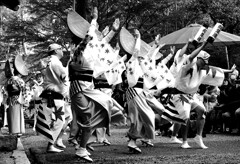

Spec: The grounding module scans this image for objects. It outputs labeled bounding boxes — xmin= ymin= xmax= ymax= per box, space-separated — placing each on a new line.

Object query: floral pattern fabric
xmin=7 ymin=76 xmax=30 ymax=106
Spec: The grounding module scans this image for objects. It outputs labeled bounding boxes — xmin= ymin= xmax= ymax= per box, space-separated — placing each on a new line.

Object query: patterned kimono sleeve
xmin=161 ymin=53 xmax=174 ymax=65
xmin=103 ymin=30 xmax=115 ymax=43
xmin=179 ymin=56 xmax=197 ymax=77
xmin=126 ymin=33 xmax=143 ymax=87
xmin=88 ymin=18 xmax=98 ymax=38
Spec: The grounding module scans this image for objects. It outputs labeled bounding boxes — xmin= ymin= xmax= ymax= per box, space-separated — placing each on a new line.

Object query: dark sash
xmin=39 ymin=90 xmax=64 ymax=108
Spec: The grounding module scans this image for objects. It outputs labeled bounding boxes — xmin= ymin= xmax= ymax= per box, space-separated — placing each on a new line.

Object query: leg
xmin=56 ymin=116 xmax=70 ymax=149
xmin=170 ymin=123 xmax=183 ymax=144
xmin=3 ymin=105 xmax=8 ymax=128
xmin=68 ymin=104 xmax=80 ymax=147
xmin=96 ymin=128 xmax=111 ymax=145
xmin=180 ymin=120 xmax=191 ymax=149
xmin=69 ymin=107 xmax=79 ymax=138
xmin=32 ymin=110 xmax=37 ymax=131
xmin=80 ymin=128 xmax=92 ymax=148
xmin=194 ymin=105 xmax=206 ymax=136
xmin=73 ymin=93 xmax=93 ymax=162
xmin=192 ymin=105 xmax=208 ymax=149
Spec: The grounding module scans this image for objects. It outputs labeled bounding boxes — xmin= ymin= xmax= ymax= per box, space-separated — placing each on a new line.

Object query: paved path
xmin=0 ymin=128 xmax=30 ymax=164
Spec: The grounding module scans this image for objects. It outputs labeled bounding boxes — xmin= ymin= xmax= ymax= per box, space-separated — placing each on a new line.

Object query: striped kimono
xmin=35 ymin=55 xmax=68 ymax=144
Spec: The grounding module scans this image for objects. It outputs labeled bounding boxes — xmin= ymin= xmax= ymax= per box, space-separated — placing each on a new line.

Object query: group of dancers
xmin=2 ymin=7 xmax=237 ymax=163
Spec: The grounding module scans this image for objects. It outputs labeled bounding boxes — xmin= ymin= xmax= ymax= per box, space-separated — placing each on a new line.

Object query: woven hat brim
xmin=14 ymin=54 xmax=28 ymax=76
xmin=119 ymin=27 xmax=163 ymax=60
xmin=67 ymin=10 xmax=91 ymax=39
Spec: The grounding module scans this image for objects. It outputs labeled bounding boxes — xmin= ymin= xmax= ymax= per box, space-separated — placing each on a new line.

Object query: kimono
xmin=35 ymin=55 xmax=68 ymax=144
xmin=69 ymin=19 xmax=114 ymax=137
xmin=162 ymin=53 xmax=225 ymax=125
xmin=6 ymin=75 xmax=27 ymax=134
xmin=125 ymin=34 xmax=166 ymax=140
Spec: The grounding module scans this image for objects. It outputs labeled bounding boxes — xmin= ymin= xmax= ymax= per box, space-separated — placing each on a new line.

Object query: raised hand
xmin=155 ymin=34 xmax=161 ymax=45
xmin=231 ymin=64 xmax=237 ymax=72
xmin=115 ymin=42 xmax=120 ymax=50
xmin=134 ymin=29 xmax=140 ymax=38
xmin=102 ymin=26 xmax=109 ymax=37
xmin=112 ymin=18 xmax=120 ymax=31
xmin=170 ymin=46 xmax=175 ymax=54
xmin=93 ymin=7 xmax=98 ymax=19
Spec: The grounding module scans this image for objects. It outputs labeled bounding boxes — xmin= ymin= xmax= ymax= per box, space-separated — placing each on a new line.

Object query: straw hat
xmin=119 ymin=27 xmax=163 ymax=60
xmin=14 ymin=54 xmax=29 ymax=76
xmin=67 ymin=9 xmax=90 ymax=39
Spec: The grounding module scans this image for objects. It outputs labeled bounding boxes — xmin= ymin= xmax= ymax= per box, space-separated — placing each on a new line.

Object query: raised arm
xmin=88 ymin=7 xmax=98 ymax=36
xmin=161 ymin=46 xmax=175 ymax=65
xmin=222 ymin=64 xmax=236 ymax=73
xmin=102 ymin=26 xmax=109 ymax=37
xmin=133 ymin=29 xmax=141 ymax=58
xmin=150 ymin=34 xmax=165 ymax=59
xmin=188 ymin=40 xmax=208 ymax=63
xmin=178 ymin=39 xmax=191 ymax=58
xmin=104 ymin=18 xmax=120 ymax=43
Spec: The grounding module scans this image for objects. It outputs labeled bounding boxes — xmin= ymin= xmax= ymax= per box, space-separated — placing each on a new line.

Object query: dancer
xmin=35 ymin=43 xmax=69 ymax=153
xmin=86 ymin=42 xmax=127 ymax=149
xmin=68 ymin=7 xmax=117 ymax=163
xmin=68 ymin=8 xmax=126 ymax=154
xmin=125 ymin=29 xmax=167 ymax=153
xmin=5 ymin=54 xmax=29 ymax=136
xmin=163 ymin=35 xmax=236 ymax=149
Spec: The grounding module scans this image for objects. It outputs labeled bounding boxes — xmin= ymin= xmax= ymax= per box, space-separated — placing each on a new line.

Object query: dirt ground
xmin=21 ymin=126 xmax=240 ymax=164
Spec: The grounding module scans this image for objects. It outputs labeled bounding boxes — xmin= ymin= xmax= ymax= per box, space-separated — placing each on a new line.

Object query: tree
xmin=1 ymin=0 xmax=240 ymax=68
xmin=0 ymin=0 xmax=73 ymax=63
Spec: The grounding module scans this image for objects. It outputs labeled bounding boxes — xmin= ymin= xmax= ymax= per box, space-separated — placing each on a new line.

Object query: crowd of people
xmin=0 ymin=7 xmax=240 ymax=163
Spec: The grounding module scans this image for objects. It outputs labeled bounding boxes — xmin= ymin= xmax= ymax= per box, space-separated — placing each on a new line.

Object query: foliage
xmin=0 ymin=0 xmax=73 ymax=62
xmin=1 ymin=0 xmax=240 ymax=68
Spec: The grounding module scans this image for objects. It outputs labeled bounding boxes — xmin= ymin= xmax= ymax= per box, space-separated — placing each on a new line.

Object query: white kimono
xmin=162 ymin=54 xmax=225 ymax=124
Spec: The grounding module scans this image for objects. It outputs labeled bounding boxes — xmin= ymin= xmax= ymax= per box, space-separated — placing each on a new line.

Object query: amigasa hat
xmin=14 ymin=54 xmax=29 ymax=76
xmin=119 ymin=27 xmax=163 ymax=60
xmin=67 ymin=9 xmax=90 ymax=39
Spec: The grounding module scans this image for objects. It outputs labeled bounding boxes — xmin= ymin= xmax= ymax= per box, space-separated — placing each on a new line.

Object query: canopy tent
xmin=150 ymin=23 xmax=240 ymax=49
xmin=149 ymin=23 xmax=240 ymax=68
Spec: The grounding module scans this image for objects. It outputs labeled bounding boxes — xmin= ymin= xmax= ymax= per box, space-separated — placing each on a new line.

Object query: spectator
xmin=202 ymin=85 xmax=220 ymax=134
xmin=219 ymin=69 xmax=240 ymax=133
